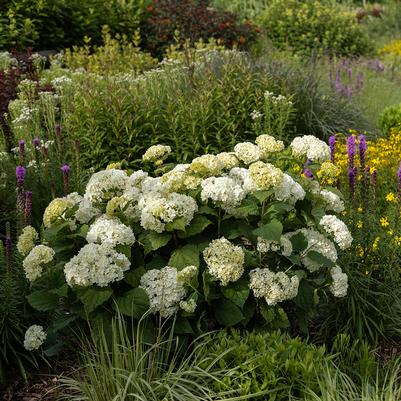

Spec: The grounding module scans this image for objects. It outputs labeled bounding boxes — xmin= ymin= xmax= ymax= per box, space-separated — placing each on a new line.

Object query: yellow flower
xmin=356 ymin=245 xmax=364 ymax=257
xmin=395 ymin=236 xmax=401 ymax=246
xmin=357 ymin=207 xmax=363 ymax=213
xmin=357 ymin=220 xmax=363 ymax=229
xmin=388 ymin=229 xmax=394 ymax=236
xmin=386 ymin=192 xmax=396 ymax=203
xmin=372 ymin=237 xmax=380 ymax=251
xmin=380 ymin=217 xmax=389 ymax=227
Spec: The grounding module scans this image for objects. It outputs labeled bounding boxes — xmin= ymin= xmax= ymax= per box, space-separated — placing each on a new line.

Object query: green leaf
xmin=114 ymin=288 xmax=149 ymax=318
xmin=221 ymin=278 xmax=250 ymax=308
xmin=27 ymin=290 xmax=59 ymax=311
xmin=311 ymin=204 xmax=326 ymax=221
xmin=214 ymin=299 xmax=244 ymax=327
xmin=306 ymin=251 xmax=336 ymax=268
xmin=116 ymin=244 xmax=131 ymax=259
xmin=124 ymin=266 xmax=146 ymax=288
xmin=252 ymin=190 xmax=273 ymax=203
xmin=179 ymin=215 xmax=212 ymax=238
xmin=198 ymin=205 xmax=218 ymax=216
xmin=49 ymin=284 xmax=68 ymax=298
xmin=294 ymin=279 xmax=314 ymax=312
xmin=266 ymin=203 xmax=294 ymax=217
xmin=165 ymin=217 xmax=187 ymax=232
xmin=76 ymin=287 xmax=113 ymax=314
xmin=221 ymin=220 xmax=254 ymax=240
xmin=233 ymin=199 xmax=259 ymax=216
xmin=174 ymin=316 xmax=194 ymax=334
xmin=253 ymin=219 xmax=283 ymax=242
xmin=290 ymin=232 xmax=308 ymax=253
xmin=139 ymin=231 xmax=172 ymax=254
xmin=169 ymin=244 xmax=199 ymax=269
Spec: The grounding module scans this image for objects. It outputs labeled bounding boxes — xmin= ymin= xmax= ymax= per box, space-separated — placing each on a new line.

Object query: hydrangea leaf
xmin=124 ymin=266 xmax=146 ymax=288
xmin=169 ymin=244 xmax=200 ymax=269
xmin=178 ymin=215 xmax=212 ymax=238
xmin=214 ymin=299 xmax=244 ymax=326
xmin=114 ymin=288 xmax=149 ymax=318
xmin=253 ymin=219 xmax=283 ymax=242
xmin=289 ymin=232 xmax=308 ymax=253
xmin=165 ymin=217 xmax=187 ymax=232
xmin=306 ymin=251 xmax=336 ymax=268
xmin=27 ymin=290 xmax=59 ymax=311
xmin=252 ymin=190 xmax=274 ymax=204
xmin=138 ymin=231 xmax=172 ymax=254
xmin=76 ymin=287 xmax=113 ymax=314
xmin=174 ymin=317 xmax=194 ymax=334
xmin=221 ymin=278 xmax=250 ymax=308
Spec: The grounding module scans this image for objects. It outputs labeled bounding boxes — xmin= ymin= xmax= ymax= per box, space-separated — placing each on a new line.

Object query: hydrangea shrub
xmin=21 ymin=134 xmax=352 ymax=342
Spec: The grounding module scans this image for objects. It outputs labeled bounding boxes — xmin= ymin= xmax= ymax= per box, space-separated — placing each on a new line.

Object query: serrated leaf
xmin=253 ymin=219 xmax=283 ymax=242
xmin=198 ymin=205 xmax=218 ymax=216
xmin=290 ymin=232 xmax=308 ymax=253
xmin=114 ymin=288 xmax=149 ymax=318
xmin=179 ymin=215 xmax=212 ymax=238
xmin=221 ymin=278 xmax=249 ymax=308
xmin=165 ymin=217 xmax=187 ymax=232
xmin=124 ymin=266 xmax=146 ymax=288
xmin=252 ymin=190 xmax=273 ymax=203
xmin=139 ymin=231 xmax=172 ymax=254
xmin=169 ymin=244 xmax=199 ymax=269
xmin=233 ymin=199 xmax=259 ymax=217
xmin=49 ymin=284 xmax=68 ymax=297
xmin=214 ymin=299 xmax=244 ymax=327
xmin=76 ymin=287 xmax=113 ymax=314
xmin=27 ymin=290 xmax=59 ymax=311
xmin=306 ymin=251 xmax=336 ymax=268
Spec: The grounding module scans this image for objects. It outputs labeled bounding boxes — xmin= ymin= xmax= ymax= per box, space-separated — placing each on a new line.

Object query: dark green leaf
xmin=290 ymin=232 xmax=308 ymax=253
xmin=214 ymin=299 xmax=244 ymax=326
xmin=27 ymin=290 xmax=59 ymax=311
xmin=139 ymin=231 xmax=172 ymax=254
xmin=253 ymin=219 xmax=283 ymax=242
xmin=76 ymin=287 xmax=113 ymax=314
xmin=169 ymin=244 xmax=199 ymax=269
xmin=252 ymin=190 xmax=273 ymax=204
xmin=306 ymin=251 xmax=336 ymax=268
xmin=174 ymin=317 xmax=194 ymax=334
xmin=165 ymin=217 xmax=187 ymax=232
xmin=114 ymin=288 xmax=149 ymax=318
xmin=124 ymin=266 xmax=146 ymax=288
xmin=221 ymin=278 xmax=249 ymax=308
xmin=179 ymin=215 xmax=212 ymax=238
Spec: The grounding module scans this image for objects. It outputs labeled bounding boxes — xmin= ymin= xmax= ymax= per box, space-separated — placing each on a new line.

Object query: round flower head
xmin=140 ymin=266 xmax=186 ymax=318
xmin=290 ymin=135 xmax=331 ymax=162
xmin=177 ymin=265 xmax=198 ymax=283
xmin=84 ymin=169 xmax=128 ymax=206
xmin=23 ymin=245 xmax=55 ymax=282
xmin=249 ymin=268 xmax=299 ymax=306
xmin=320 ymin=189 xmax=345 ymax=213
xmin=257 ymin=235 xmax=293 ymax=257
xmin=229 ymin=167 xmax=258 ymax=193
xmin=234 ymin=142 xmax=261 ymax=165
xmin=316 ymin=161 xmax=339 ymax=185
xmin=86 ymin=215 xmax=135 ymax=247
xmin=24 ymin=325 xmax=46 ymax=351
xmin=329 ymin=265 xmax=348 ymax=298
xmin=64 ymin=243 xmax=130 ymax=287
xmin=216 ymin=152 xmax=239 ymax=170
xmin=179 ymin=298 xmax=197 ymax=313
xmin=249 ymin=161 xmax=284 ymax=190
xmin=320 ymin=215 xmax=353 ymax=250
xmin=17 ymin=226 xmax=39 ymax=256
xmin=203 ymin=237 xmax=245 ymax=286
xmin=274 ymin=173 xmax=305 ymax=204
xmin=190 ymin=154 xmax=223 ymax=176
xmin=161 ymin=167 xmax=201 ymax=193
xmin=75 ymin=197 xmax=101 ymax=224
xmin=255 ymin=135 xmax=285 ymax=156
xmin=142 ymin=144 xmax=171 ymax=164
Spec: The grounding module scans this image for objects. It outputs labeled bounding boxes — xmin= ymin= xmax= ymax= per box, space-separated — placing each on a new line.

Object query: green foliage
xmin=257 ymin=0 xmax=371 ymax=56
xmin=378 ymin=103 xmax=401 ymax=133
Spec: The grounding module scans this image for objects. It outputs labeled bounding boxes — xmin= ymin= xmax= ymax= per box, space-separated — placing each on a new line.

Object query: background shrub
xmin=378 ymin=103 xmax=401 ymax=134
xmin=257 ymin=0 xmax=371 ymax=57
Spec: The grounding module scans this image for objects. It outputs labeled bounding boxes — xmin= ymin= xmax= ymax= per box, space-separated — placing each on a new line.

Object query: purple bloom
xmin=348 ymin=166 xmax=358 ymax=199
xmin=328 ymin=135 xmax=336 ymax=163
xmin=15 ymin=166 xmax=26 ymax=187
xmin=335 ymin=66 xmax=342 ymax=94
xmin=16 ymin=166 xmax=26 ymax=216
xmin=303 ymin=168 xmax=314 ymax=179
xmin=25 ymin=191 xmax=32 ymax=226
xmin=358 ymin=134 xmax=367 ymax=171
xmin=61 ymin=164 xmax=70 ymax=193
xmin=347 ymin=136 xmax=356 ymax=170
xmin=32 ymin=137 xmax=41 ymax=147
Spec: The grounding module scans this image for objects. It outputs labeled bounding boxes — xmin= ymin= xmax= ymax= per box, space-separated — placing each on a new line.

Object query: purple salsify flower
xmin=347 ymin=135 xmax=356 ymax=169
xmin=61 ymin=164 xmax=71 ymax=193
xmin=24 ymin=190 xmax=32 ymax=226
xmin=358 ymin=134 xmax=367 ymax=171
xmin=348 ymin=166 xmax=358 ymax=199
xmin=32 ymin=137 xmax=41 ymax=148
xmin=303 ymin=168 xmax=314 ymax=179
xmin=328 ymin=135 xmax=336 ymax=163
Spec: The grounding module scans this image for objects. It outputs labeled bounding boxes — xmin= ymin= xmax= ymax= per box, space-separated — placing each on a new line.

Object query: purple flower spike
xmin=328 ymin=135 xmax=336 ymax=163
xmin=16 ymin=166 xmax=26 ymax=187
xmin=358 ymin=134 xmax=367 ymax=171
xmin=16 ymin=166 xmax=26 ymax=216
xmin=348 ymin=166 xmax=358 ymax=199
xmin=24 ymin=191 xmax=32 ymax=226
xmin=32 ymin=137 xmax=41 ymax=147
xmin=61 ymin=164 xmax=71 ymax=193
xmin=347 ymin=135 xmax=356 ymax=170
xmin=18 ymin=139 xmax=25 ymax=161
xmin=303 ymin=168 xmax=314 ymax=179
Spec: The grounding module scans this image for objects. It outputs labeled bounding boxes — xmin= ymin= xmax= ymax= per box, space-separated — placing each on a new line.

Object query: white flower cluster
xmin=284 ymin=229 xmax=338 ymax=272
xmin=264 ymin=91 xmax=293 ymax=105
xmin=255 ymin=135 xmax=285 ymax=156
xmin=249 ymin=268 xmax=299 ymax=305
xmin=177 ymin=265 xmax=198 ymax=283
xmin=320 ymin=189 xmax=345 ymax=213
xmin=290 ymin=135 xmax=331 ymax=162
xmin=17 ymin=226 xmax=39 ymax=256
xmin=142 ymin=144 xmax=172 ymax=163
xmin=320 ymin=215 xmax=353 ymax=250
xmin=249 ymin=161 xmax=284 ymax=190
xmin=190 ymin=154 xmax=223 ymax=176
xmin=139 ymin=193 xmax=197 ymax=233
xmin=274 ymin=173 xmax=305 ymax=204
xmin=201 ymin=176 xmax=246 ymax=209
xmin=250 ymin=110 xmax=262 ymax=120
xmin=179 ymin=298 xmax=197 ymax=313
xmin=203 ymin=237 xmax=245 ymax=286
xmin=229 ymin=167 xmax=258 ymax=193
xmin=257 ymin=236 xmax=293 ymax=257
xmin=329 ymin=266 xmax=348 ymax=298
xmin=216 ymin=152 xmax=239 ymax=170
xmin=84 ymin=169 xmax=128 ymax=205
xmin=140 ymin=266 xmax=186 ymax=318
xmin=24 ymin=325 xmax=46 ymax=351
xmin=234 ymin=142 xmax=261 ymax=165
xmin=86 ymin=215 xmax=135 ymax=247
xmin=23 ymin=245 xmax=55 ymax=282
xmin=64 ymin=243 xmax=130 ymax=287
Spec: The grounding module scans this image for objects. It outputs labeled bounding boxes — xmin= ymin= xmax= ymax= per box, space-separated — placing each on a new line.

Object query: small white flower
xmin=23 ymin=245 xmax=55 ymax=282
xmin=290 ymin=135 xmax=331 ymax=162
xmin=329 ymin=266 xmax=348 ymax=297
xmin=320 ymin=215 xmax=353 ymax=250
xmin=234 ymin=142 xmax=261 ymax=165
xmin=24 ymin=325 xmax=46 ymax=351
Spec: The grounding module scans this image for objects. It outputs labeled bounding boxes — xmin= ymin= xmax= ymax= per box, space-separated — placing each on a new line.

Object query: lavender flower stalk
xmin=16 ymin=166 xmax=26 ymax=216
xmin=303 ymin=168 xmax=314 ymax=179
xmin=61 ymin=164 xmax=70 ymax=193
xmin=18 ymin=140 xmax=25 ymax=162
xmin=348 ymin=166 xmax=357 ymax=199
xmin=347 ymin=135 xmax=356 ymax=170
xmin=25 ymin=190 xmax=32 ymax=226
xmin=328 ymin=135 xmax=336 ymax=163
xmin=358 ymin=134 xmax=367 ymax=171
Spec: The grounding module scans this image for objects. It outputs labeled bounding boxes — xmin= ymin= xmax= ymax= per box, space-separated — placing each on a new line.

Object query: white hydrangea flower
xmin=140 ymin=266 xmax=186 ymax=318
xmin=190 ymin=154 xmax=223 ymax=176
xmin=23 ymin=245 xmax=55 ymax=282
xmin=84 ymin=169 xmax=128 ymax=205
xmin=290 ymin=135 xmax=331 ymax=162
xmin=201 ymin=176 xmax=246 ymax=209
xmin=161 ymin=167 xmax=200 ymax=193
xmin=234 ymin=142 xmax=261 ymax=165
xmin=179 ymin=298 xmax=197 ymax=313
xmin=229 ymin=167 xmax=258 ymax=193
xmin=140 ymin=176 xmax=166 ymax=196
xmin=64 ymin=243 xmax=130 ymax=287
xmin=203 ymin=237 xmax=245 ymax=286
xmin=249 ymin=268 xmax=299 ymax=306
xmin=255 ymin=135 xmax=285 ymax=156
xmin=284 ymin=229 xmax=338 ymax=272
xmin=86 ymin=215 xmax=135 ymax=247
xmin=177 ymin=265 xmax=198 ymax=283
xmin=249 ymin=161 xmax=284 ymax=190
xmin=127 ymin=170 xmax=148 ymax=188
xmin=329 ymin=265 xmax=348 ymax=298
xmin=320 ymin=189 xmax=345 ymax=213
xmin=320 ymin=215 xmax=353 ymax=250
xmin=257 ymin=236 xmax=293 ymax=257
xmin=75 ymin=197 xmax=101 ymax=224
xmin=274 ymin=173 xmax=305 ymax=204
xmin=143 ymin=144 xmax=171 ymax=163
xmin=139 ymin=192 xmax=198 ymax=233
xmin=216 ymin=152 xmax=239 ymax=170
xmin=17 ymin=226 xmax=39 ymax=256
xmin=24 ymin=325 xmax=46 ymax=351
xmin=43 ymin=197 xmax=76 ymax=228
